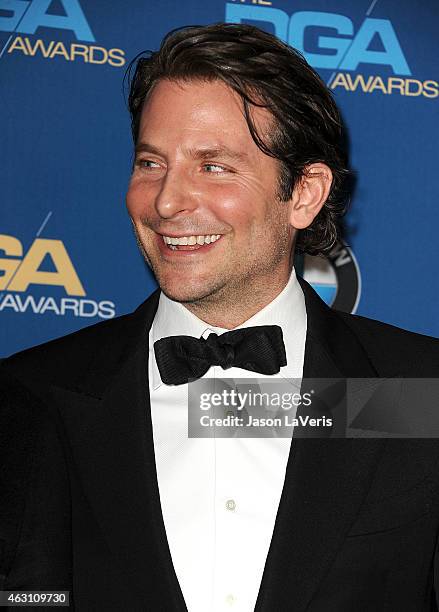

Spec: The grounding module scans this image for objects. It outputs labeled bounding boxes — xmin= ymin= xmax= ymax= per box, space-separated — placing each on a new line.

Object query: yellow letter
xmin=0 ymin=235 xmax=23 ymax=290
xmin=7 ymin=36 xmax=28 ymax=55
xmin=329 ymin=72 xmax=350 ymax=91
xmin=8 ymin=239 xmax=86 ymax=296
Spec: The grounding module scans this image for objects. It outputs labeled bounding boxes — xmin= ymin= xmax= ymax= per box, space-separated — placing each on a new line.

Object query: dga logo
xmin=0 ymin=0 xmax=125 ymax=67
xmin=0 ymin=233 xmax=115 ymax=318
xmin=226 ymin=2 xmax=438 ymax=99
xmin=301 ymin=240 xmax=361 ymax=313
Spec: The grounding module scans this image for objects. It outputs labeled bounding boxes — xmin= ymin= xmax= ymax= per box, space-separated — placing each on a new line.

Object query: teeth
xmin=162 ymin=234 xmax=221 ymax=246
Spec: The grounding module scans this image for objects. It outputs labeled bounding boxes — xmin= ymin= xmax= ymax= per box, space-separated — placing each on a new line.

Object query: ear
xmin=288 ymin=163 xmax=333 ymax=230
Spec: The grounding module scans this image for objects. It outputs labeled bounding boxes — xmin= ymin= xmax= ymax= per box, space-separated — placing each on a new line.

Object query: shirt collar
xmin=150 ymin=268 xmax=306 ymax=389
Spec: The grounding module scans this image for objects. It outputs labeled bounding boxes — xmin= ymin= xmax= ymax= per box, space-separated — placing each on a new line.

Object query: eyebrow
xmin=135 ymin=142 xmax=249 ymax=163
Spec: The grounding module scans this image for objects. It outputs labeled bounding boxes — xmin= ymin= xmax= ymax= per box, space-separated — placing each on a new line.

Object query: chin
xmin=157 ymin=275 xmax=218 ymax=305
xmin=160 ymin=286 xmax=204 ymax=304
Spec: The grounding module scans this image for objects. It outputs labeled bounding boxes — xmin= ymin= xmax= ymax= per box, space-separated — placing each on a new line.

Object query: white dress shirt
xmin=149 ymin=269 xmax=307 ymax=612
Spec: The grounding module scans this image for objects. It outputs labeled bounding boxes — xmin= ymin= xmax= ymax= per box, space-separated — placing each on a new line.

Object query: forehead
xmin=137 ymin=78 xmax=273 ymax=150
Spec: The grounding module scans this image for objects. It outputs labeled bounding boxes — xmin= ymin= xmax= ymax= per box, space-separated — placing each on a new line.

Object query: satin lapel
xmin=255 ymin=278 xmax=387 ymax=612
xmin=48 ymin=291 xmax=187 ymax=610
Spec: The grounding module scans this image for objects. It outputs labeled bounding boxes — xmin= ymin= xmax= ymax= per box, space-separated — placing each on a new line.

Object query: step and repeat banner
xmin=1 ymin=0 xmax=438 ymax=357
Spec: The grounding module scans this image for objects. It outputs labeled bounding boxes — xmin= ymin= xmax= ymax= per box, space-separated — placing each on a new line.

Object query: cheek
xmin=209 ymin=180 xmax=262 ymax=224
xmin=214 ymin=190 xmax=286 ymax=238
xmin=126 ymin=180 xmax=155 ymax=217
xmin=215 ymin=171 xmax=279 ymax=218
xmin=126 ymin=182 xmax=141 ymax=217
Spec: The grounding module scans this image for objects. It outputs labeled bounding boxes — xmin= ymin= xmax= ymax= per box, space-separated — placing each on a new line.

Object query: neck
xmin=182 ymin=271 xmax=292 ymax=329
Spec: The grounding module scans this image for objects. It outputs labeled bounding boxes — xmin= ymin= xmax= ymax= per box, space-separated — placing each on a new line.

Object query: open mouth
xmin=161 ymin=234 xmax=222 ymax=251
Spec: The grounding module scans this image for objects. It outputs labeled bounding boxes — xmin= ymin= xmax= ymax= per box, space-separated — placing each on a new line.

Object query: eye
xmin=136 ymin=159 xmax=161 ymax=170
xmin=203 ymin=163 xmax=228 ymax=173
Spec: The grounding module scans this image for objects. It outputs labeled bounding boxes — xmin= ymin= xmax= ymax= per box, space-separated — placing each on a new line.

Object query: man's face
xmin=126 ymin=78 xmax=295 ymax=307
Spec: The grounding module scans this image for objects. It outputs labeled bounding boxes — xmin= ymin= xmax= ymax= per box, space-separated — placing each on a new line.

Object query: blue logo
xmin=300 ymin=241 xmax=361 ymax=313
xmin=226 ymin=3 xmax=410 ymax=75
xmin=0 ymin=0 xmax=95 ymax=42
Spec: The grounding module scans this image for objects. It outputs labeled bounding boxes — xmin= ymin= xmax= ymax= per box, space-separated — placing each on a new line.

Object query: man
xmin=1 ymin=23 xmax=439 ymax=612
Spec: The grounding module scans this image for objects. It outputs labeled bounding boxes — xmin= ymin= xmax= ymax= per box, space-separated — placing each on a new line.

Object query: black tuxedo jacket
xmin=2 ymin=278 xmax=439 ymax=611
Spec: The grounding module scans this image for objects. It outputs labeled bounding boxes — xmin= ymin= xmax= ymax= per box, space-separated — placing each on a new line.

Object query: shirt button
xmin=225 ymin=499 xmax=236 ymax=511
xmin=225 ymin=594 xmax=236 ymax=606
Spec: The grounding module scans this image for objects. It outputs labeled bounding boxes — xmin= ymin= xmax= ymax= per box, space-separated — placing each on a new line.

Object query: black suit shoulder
xmin=0 ymin=372 xmax=72 ymax=591
xmin=2 ymin=290 xmax=160 ymax=389
xmin=2 ymin=313 xmax=129 ymax=385
xmin=335 ymin=309 xmax=439 ymax=376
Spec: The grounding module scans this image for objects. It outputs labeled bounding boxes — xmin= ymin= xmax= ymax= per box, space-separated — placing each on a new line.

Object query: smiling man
xmin=127 ymin=77 xmax=330 ymax=328
xmin=2 ymin=23 xmax=439 ymax=612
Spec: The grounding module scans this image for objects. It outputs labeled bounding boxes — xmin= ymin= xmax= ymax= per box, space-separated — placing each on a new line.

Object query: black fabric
xmin=1 ymin=279 xmax=439 ymax=611
xmin=0 ymin=382 xmax=34 ymax=591
xmin=154 ymin=325 xmax=287 ymax=385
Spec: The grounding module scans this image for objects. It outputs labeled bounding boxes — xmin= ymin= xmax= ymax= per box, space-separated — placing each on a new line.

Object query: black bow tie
xmin=154 ymin=325 xmax=287 ymax=385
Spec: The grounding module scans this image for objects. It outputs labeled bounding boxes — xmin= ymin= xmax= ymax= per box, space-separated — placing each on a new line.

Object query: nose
xmin=155 ymin=167 xmax=198 ymax=219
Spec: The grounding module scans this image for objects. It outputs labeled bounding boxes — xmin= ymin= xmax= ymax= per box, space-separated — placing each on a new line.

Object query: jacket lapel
xmin=255 ymin=278 xmax=387 ymax=611
xmin=48 ymin=290 xmax=187 ymax=610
